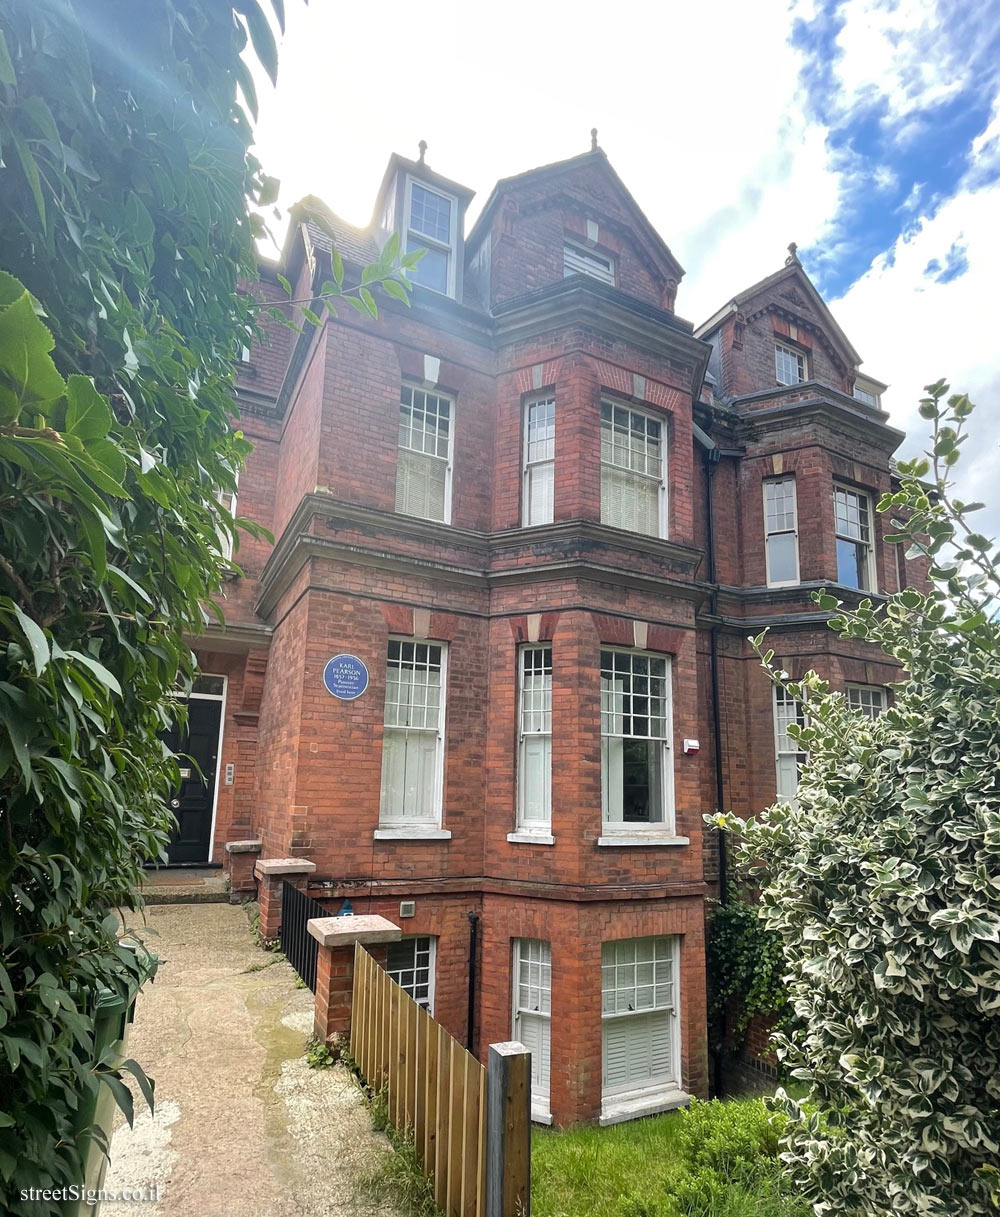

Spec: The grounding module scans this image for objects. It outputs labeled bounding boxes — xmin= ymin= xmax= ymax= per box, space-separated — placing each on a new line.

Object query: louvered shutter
xmin=603 ymin=1011 xmax=674 ymax=1094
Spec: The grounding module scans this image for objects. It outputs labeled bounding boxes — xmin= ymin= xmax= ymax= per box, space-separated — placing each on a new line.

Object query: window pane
xmin=775 ymin=344 xmax=804 ymax=385
xmin=767 ymin=532 xmax=798 ymax=583
xmin=387 ymin=936 xmax=434 ymax=1012
xmin=837 ymin=537 xmax=867 ymax=588
xmin=847 ymin=686 xmax=885 ymax=718
xmin=601 ymin=651 xmax=670 ymax=826
xmin=409 ymin=183 xmax=451 ymax=243
xmin=406 ymin=237 xmax=449 ymax=293
xmin=564 ymin=243 xmax=615 ymax=285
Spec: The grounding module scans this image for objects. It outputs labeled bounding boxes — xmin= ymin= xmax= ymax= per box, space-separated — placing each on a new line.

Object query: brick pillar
xmin=224 ymin=839 xmax=261 ymax=902
xmin=253 ymin=858 xmax=317 ymax=942
xmin=307 ymin=915 xmax=401 ymax=1050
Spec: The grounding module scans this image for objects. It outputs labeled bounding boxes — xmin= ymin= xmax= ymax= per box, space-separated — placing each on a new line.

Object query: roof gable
xmin=467 ymin=149 xmax=685 ymax=285
xmin=696 ymin=255 xmax=861 ymax=367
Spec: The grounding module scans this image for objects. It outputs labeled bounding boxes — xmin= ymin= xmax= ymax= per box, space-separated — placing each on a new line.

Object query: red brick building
xmin=176 ymin=145 xmax=923 ymax=1126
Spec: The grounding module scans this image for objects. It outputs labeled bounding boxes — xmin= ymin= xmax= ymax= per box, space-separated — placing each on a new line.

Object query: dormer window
xmin=405 ymin=179 xmax=457 ymax=296
xmin=564 ymin=241 xmax=615 ymax=286
xmin=775 ymin=342 xmax=806 ymax=386
xmin=853 ymin=384 xmax=881 ymax=408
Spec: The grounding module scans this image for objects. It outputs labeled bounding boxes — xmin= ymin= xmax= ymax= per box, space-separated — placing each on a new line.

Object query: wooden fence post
xmin=485 ymin=1041 xmax=531 ymax=1217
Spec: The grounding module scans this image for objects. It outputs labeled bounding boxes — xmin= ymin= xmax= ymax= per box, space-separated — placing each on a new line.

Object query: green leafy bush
xmin=714 ymin=383 xmax=1000 ymax=1215
xmin=707 ymin=894 xmax=789 ymax=1041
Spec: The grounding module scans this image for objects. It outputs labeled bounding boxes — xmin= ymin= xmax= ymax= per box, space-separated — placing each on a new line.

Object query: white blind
xmin=523 ymin=397 xmax=555 ymax=526
xmin=600 ymin=402 xmax=663 ymax=537
xmin=518 ymin=647 xmax=552 ymax=828
xmin=513 ymin=939 xmax=551 ymax=1111
xmin=396 ymin=386 xmax=451 ymax=522
xmin=601 ymin=937 xmax=677 ymax=1098
xmin=380 ymin=641 xmax=444 ymax=825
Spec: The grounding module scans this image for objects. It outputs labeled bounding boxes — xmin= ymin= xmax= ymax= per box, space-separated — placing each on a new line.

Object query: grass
xmin=531 ymin=1097 xmax=809 ymax=1217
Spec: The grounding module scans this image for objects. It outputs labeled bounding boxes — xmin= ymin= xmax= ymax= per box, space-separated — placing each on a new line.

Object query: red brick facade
xmin=189 ymin=149 xmax=924 ymax=1125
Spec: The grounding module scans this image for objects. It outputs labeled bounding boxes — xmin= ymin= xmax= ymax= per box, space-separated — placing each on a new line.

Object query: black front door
xmin=163 ymin=697 xmax=222 ymax=864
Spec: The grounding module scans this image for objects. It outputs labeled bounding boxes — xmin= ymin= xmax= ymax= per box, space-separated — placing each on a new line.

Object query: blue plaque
xmin=323 ymin=654 xmax=369 ymax=701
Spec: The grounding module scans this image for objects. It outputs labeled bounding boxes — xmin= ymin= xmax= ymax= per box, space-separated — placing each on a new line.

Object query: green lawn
xmin=531 ymin=1097 xmax=809 ymax=1217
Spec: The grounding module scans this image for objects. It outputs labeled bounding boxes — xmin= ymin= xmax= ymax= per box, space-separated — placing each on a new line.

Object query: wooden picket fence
xmin=351 ymin=942 xmax=488 ymax=1217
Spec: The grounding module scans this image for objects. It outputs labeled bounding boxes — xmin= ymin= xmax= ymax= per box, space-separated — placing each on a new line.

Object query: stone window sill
xmin=531 ymin=1105 xmax=554 ymax=1126
xmin=507 ymin=831 xmax=555 ymax=845
xmin=373 ymin=827 xmax=452 ymax=841
xmin=599 ymin=1088 xmax=690 ymax=1126
xmin=597 ymin=834 xmax=690 ymax=847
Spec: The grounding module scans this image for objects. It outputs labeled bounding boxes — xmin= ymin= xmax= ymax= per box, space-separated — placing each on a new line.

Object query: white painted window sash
xmin=512 ymin=938 xmax=552 ymax=1118
xmin=517 ymin=646 xmax=552 ymax=832
xmin=522 ymin=396 xmax=555 ymax=527
xmin=379 ymin=639 xmax=447 ymax=828
xmin=403 ymin=176 xmax=459 ymax=297
xmin=601 ymin=936 xmax=680 ymax=1101
xmin=600 ymin=650 xmax=674 ymax=832
xmin=773 ymin=684 xmax=806 ymax=807
xmin=600 ymin=400 xmax=667 ymax=539
xmin=396 ymin=385 xmax=453 ymax=524
xmin=763 ymin=476 xmax=799 ymax=587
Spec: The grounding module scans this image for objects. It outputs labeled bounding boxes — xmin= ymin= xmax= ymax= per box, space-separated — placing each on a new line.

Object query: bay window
xmin=512 ymin=938 xmax=552 ymax=1121
xmin=763 ymin=476 xmax=799 ymax=586
xmin=396 ymin=385 xmax=453 ymax=523
xmin=517 ymin=646 xmax=552 ymax=833
xmin=379 ymin=640 xmax=446 ymax=829
xmin=834 ymin=484 xmax=875 ymax=590
xmin=773 ymin=685 xmax=806 ymax=806
xmin=602 ymin=936 xmax=681 ymax=1111
xmin=600 ymin=650 xmax=673 ymax=832
xmin=522 ymin=396 xmax=555 ymax=526
xmin=600 ymin=401 xmax=666 ymax=538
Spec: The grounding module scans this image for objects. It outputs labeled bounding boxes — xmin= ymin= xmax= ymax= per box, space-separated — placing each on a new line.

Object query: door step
xmin=143 ymin=868 xmax=229 ymax=905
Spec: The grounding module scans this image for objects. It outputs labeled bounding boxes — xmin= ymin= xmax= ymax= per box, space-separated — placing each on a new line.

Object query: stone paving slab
xmin=103 ymin=903 xmax=398 ymax=1217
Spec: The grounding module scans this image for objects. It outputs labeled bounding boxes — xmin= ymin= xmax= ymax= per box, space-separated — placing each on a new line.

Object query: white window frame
xmin=763 ymin=476 xmax=799 ymax=587
xmin=511 ymin=938 xmax=552 ymax=1123
xmin=600 ymin=649 xmax=674 ymax=836
xmin=600 ymin=400 xmax=668 ymax=539
xmin=516 ymin=645 xmax=552 ymax=835
xmin=833 ymin=483 xmax=876 ymax=592
xmin=846 ymin=684 xmax=885 ymax=719
xmin=775 ymin=342 xmax=806 ymax=386
xmin=522 ymin=396 xmax=555 ymax=527
xmin=853 ymin=385 xmax=878 ymax=407
xmin=386 ymin=935 xmax=436 ymax=1014
xmin=601 ymin=936 xmax=681 ymax=1115
xmin=404 ymin=176 xmax=458 ymax=298
xmin=396 ymin=384 xmax=454 ymax=525
xmin=217 ymin=471 xmax=239 ymax=563
xmin=378 ymin=639 xmax=447 ymax=831
xmin=563 ymin=241 xmax=616 ymax=285
xmin=773 ymin=685 xmax=806 ymax=807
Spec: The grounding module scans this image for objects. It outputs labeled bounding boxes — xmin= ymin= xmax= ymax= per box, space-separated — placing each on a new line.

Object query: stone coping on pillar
xmin=225 ymin=839 xmax=262 ymax=855
xmin=254 ymin=857 xmax=317 ymax=877
xmin=307 ymin=915 xmax=401 ymax=949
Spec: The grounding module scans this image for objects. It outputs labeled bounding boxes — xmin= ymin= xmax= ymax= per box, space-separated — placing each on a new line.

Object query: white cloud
xmin=833 ymin=176 xmax=1000 ymax=529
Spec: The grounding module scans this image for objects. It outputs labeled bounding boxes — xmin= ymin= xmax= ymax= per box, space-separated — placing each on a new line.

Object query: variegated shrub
xmin=713 ymin=383 xmax=1000 ymax=1215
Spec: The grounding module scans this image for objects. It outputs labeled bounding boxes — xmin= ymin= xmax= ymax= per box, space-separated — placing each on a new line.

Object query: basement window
xmin=386 ymin=935 xmax=435 ymax=1013
xmin=846 ymin=685 xmax=886 ymax=719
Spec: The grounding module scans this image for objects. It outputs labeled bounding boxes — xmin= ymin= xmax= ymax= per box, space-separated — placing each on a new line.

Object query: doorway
xmin=163 ymin=675 xmax=226 ymax=865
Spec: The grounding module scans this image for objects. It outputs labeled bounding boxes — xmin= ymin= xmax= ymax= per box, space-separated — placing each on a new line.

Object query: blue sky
xmin=251 ymin=0 xmax=1000 ymax=529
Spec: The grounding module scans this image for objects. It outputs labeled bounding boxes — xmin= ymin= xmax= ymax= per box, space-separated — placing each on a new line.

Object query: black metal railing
xmin=278 ymin=880 xmax=328 ymax=992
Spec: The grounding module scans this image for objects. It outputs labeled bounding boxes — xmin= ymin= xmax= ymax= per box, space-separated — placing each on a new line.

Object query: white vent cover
xmin=399 ymin=900 xmax=416 ymax=919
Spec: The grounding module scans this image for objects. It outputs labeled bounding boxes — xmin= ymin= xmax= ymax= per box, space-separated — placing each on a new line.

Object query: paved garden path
xmin=103 ymin=902 xmax=398 ymax=1217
